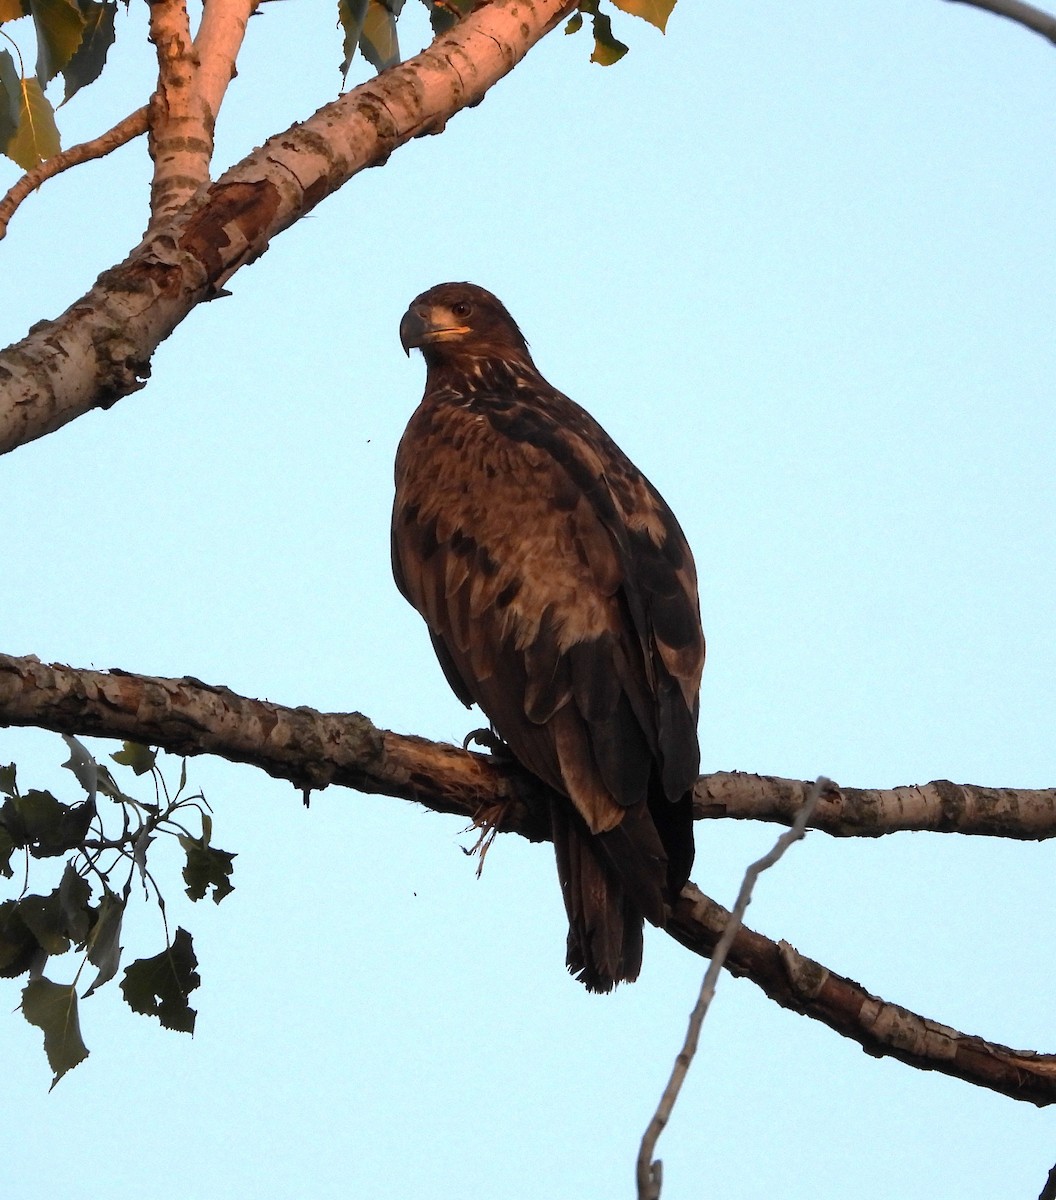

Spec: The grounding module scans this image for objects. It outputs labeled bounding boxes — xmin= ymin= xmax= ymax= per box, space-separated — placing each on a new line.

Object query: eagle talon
xmin=462 ymin=799 xmax=509 ymax=878
xmin=462 ymin=727 xmax=509 ymax=756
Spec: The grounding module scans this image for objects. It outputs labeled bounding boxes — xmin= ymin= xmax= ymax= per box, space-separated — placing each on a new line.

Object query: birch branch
xmin=194 ymin=0 xmax=260 ymax=119
xmin=1 ymin=653 xmax=1054 ymax=1105
xmin=0 ymin=0 xmax=577 ymax=456
xmin=0 ymin=0 xmax=257 ymax=241
xmin=668 ymin=884 xmax=1056 ymax=1106
xmin=695 ymin=771 xmax=1056 ymax=840
xmin=0 ymin=654 xmax=1053 ymax=841
xmin=146 ymin=0 xmax=212 ymax=224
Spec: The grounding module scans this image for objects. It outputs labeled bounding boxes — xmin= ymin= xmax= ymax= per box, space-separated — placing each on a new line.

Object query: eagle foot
xmin=462 ymin=727 xmax=510 ymax=757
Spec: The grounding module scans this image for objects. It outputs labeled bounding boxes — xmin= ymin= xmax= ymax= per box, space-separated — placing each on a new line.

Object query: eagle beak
xmin=400 ymin=306 xmax=429 ymax=356
xmin=400 ymin=304 xmax=471 ymax=355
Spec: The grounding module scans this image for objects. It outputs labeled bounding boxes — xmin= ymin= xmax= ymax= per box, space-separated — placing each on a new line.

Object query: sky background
xmin=3 ymin=1 xmax=1056 ymax=1196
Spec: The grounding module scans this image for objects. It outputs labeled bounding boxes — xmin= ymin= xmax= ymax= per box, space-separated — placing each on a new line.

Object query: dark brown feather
xmin=393 ymin=282 xmax=704 ymax=991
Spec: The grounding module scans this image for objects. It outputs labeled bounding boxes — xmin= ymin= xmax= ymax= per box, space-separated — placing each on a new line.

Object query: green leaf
xmin=564 ymin=11 xmax=583 ymax=34
xmin=574 ymin=1 xmax=629 ymax=66
xmin=359 ymin=0 xmax=401 ymax=73
xmin=110 ymin=741 xmax=157 ymax=775
xmin=120 ymin=927 xmax=199 ymax=1033
xmin=17 ymin=888 xmax=71 ymax=956
xmin=179 ymin=834 xmax=235 ymax=904
xmin=22 ymin=977 xmax=89 ymax=1088
xmin=0 ymin=825 xmax=14 ymax=878
xmin=4 ymin=73 xmax=60 ymax=169
xmin=2 ymin=788 xmax=61 ymax=843
xmin=58 ymin=862 xmax=93 ymax=943
xmin=0 ymin=788 xmax=95 ymax=857
xmin=31 ymin=0 xmax=87 ymax=85
xmin=61 ymin=0 xmax=115 ymax=102
xmin=83 ymin=890 xmax=123 ymax=997
xmin=610 ymin=0 xmax=675 ymax=33
xmin=0 ymin=900 xmax=39 ymax=978
xmin=132 ymin=827 xmax=153 ymax=885
xmin=337 ymin=0 xmax=368 ymax=86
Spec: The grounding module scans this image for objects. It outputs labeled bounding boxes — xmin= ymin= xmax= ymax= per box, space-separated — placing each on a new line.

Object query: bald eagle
xmin=393 ymin=282 xmax=704 ymax=992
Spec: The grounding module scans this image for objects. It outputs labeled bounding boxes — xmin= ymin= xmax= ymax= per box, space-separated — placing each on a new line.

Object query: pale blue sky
xmin=3 ymin=2 xmax=1055 ymax=1197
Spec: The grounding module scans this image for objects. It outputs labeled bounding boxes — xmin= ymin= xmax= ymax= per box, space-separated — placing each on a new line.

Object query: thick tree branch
xmin=0 ymin=652 xmax=555 ymax=835
xmin=944 ymin=0 xmax=1056 ymax=45
xmin=669 ymin=885 xmax=1056 ymax=1106
xmin=2 ymin=652 xmax=1054 ymax=1105
xmin=146 ymin=0 xmax=213 ymax=224
xmin=0 ymin=654 xmax=1053 ymax=841
xmin=0 ymin=0 xmax=577 ymax=456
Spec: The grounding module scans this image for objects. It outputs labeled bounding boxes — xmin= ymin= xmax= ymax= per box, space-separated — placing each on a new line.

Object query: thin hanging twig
xmin=636 ymin=777 xmax=831 ymax=1200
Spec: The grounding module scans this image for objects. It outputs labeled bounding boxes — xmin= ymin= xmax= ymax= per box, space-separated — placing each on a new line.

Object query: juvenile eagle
xmin=393 ymin=282 xmax=704 ymax=992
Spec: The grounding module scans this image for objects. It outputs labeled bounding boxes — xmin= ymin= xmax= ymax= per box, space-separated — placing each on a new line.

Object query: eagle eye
xmin=451 ymin=301 xmax=472 ymax=319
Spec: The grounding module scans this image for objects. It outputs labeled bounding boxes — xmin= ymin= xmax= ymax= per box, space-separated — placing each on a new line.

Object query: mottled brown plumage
xmin=392 ymin=282 xmax=704 ymax=991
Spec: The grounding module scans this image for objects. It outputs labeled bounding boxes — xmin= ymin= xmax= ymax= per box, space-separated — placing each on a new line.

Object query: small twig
xmin=636 ymin=777 xmax=830 ymax=1200
xmin=944 ymin=0 xmax=1056 ymax=45
xmin=0 ymin=107 xmax=149 ymax=241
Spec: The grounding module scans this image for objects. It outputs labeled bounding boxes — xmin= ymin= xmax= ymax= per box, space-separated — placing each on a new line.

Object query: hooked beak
xmin=399 ymin=304 xmax=470 ymax=356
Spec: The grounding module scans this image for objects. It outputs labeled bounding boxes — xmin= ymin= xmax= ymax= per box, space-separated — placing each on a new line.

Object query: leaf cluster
xmin=1 ymin=737 xmax=235 ymax=1088
xmin=566 ymin=0 xmax=675 ymax=66
xmin=0 ymin=0 xmax=118 ymax=169
xmin=336 ymin=0 xmax=679 ymax=85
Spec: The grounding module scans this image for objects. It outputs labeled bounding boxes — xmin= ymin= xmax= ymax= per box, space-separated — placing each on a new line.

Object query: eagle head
xmin=399 ymin=282 xmax=531 ymax=364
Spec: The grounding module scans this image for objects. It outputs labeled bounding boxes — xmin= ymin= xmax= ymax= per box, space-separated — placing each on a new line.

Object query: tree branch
xmin=0 ymin=653 xmax=1052 ymax=841
xmin=696 ymin=771 xmax=1056 ymax=840
xmin=668 ymin=885 xmax=1056 ymax=1106
xmin=0 ymin=0 xmax=257 ymax=243
xmin=0 ymin=0 xmax=578 ymax=456
xmin=2 ymin=652 xmax=1055 ymax=1105
xmin=0 ymin=107 xmax=150 ymax=243
xmin=638 ymin=779 xmax=829 ymax=1200
xmin=943 ymin=0 xmax=1056 ymax=46
xmin=0 ymin=652 xmax=554 ymax=835
xmin=194 ymin=0 xmax=260 ymax=119
xmin=146 ymin=0 xmax=213 ymax=225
